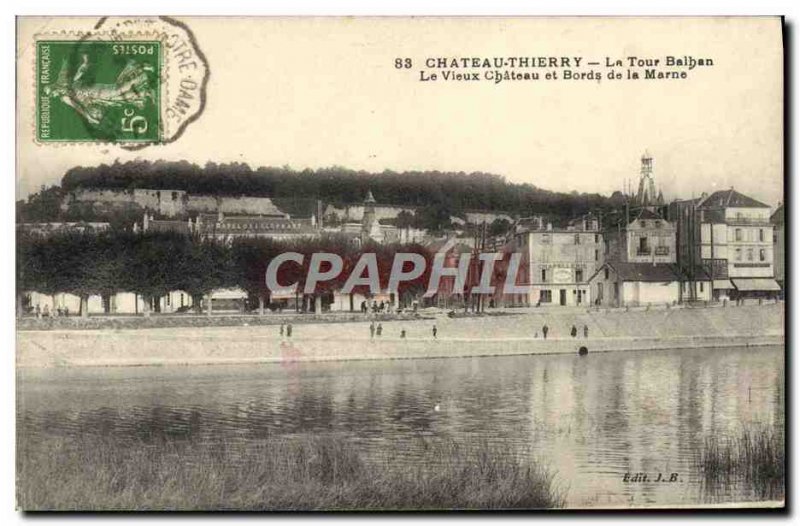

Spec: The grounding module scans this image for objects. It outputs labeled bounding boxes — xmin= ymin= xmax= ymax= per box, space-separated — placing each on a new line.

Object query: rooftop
xmin=697 ymin=188 xmax=770 ymax=209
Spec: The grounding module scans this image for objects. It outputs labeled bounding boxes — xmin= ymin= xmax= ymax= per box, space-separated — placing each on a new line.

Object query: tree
xmin=488 ymin=218 xmax=513 ymax=237
xmin=415 ymin=204 xmax=454 ymax=234
xmin=175 ymin=236 xmax=236 ymax=316
xmin=231 ymin=237 xmax=283 ymax=315
xmin=395 ymin=210 xmax=416 ymax=229
xmin=120 ymin=232 xmax=187 ymax=317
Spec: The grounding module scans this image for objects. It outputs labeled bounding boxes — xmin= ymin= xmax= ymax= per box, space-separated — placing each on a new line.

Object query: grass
xmin=17 ymin=434 xmax=564 ymax=510
xmin=697 ymin=423 xmax=784 ymax=501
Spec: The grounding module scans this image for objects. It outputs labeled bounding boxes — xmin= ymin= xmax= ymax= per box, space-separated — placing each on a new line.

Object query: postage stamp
xmin=36 ymin=40 xmax=162 ymax=143
xmin=32 ymin=16 xmax=209 ymax=148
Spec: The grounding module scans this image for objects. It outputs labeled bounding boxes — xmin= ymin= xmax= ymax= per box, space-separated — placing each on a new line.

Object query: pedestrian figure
xmin=570 ymin=325 xmax=577 ymax=338
xmin=542 ymin=324 xmax=549 ymax=339
xmin=376 ymin=323 xmax=383 ymax=337
xmin=280 ymin=322 xmax=285 ymax=337
xmin=370 ymin=321 xmax=375 ymax=339
xmin=64 ymin=306 xmax=69 ymax=317
xmin=583 ymin=324 xmax=589 ymax=338
xmin=400 ymin=329 xmax=406 ymax=339
xmin=43 ymin=305 xmax=50 ymax=318
xmin=432 ymin=324 xmax=438 ymax=339
xmin=286 ymin=323 xmax=293 ymax=338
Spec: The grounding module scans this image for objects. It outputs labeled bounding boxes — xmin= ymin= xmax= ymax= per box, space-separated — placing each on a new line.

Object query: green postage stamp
xmin=37 ymin=40 xmax=162 ymax=143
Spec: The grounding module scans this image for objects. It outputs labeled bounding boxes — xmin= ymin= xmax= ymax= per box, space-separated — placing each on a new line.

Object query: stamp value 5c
xmin=37 ymin=40 xmax=161 ymax=143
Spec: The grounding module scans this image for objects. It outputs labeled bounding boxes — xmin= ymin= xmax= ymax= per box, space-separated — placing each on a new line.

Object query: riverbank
xmin=15 ymin=310 xmax=429 ymax=331
xmin=18 ymin=434 xmax=563 ymax=510
xmin=17 ymin=303 xmax=784 ymax=368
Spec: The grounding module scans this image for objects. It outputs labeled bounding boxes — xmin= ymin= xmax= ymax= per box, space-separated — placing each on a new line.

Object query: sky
xmin=16 ymin=17 xmax=784 ymax=207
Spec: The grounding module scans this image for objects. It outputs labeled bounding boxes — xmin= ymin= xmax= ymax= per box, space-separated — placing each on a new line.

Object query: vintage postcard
xmin=15 ymin=16 xmax=785 ymax=511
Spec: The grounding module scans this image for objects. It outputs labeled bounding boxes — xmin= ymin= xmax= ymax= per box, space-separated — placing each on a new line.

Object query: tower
xmin=635 ymin=152 xmax=658 ymax=207
xmin=361 ymin=190 xmax=381 ymax=243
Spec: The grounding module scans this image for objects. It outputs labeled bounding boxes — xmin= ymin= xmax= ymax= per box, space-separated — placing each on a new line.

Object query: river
xmin=17 ymin=345 xmax=784 ymax=508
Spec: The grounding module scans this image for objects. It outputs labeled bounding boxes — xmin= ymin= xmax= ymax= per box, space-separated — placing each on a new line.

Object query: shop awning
xmin=270 ymin=290 xmax=299 ymax=300
xmin=211 ymin=288 xmax=249 ymax=300
xmin=731 ymin=278 xmax=782 ymax=292
xmin=712 ymin=279 xmax=735 ymax=290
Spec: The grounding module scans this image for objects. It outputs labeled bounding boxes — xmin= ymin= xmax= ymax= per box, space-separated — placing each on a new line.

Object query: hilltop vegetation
xmin=18 ymin=160 xmax=619 ymax=225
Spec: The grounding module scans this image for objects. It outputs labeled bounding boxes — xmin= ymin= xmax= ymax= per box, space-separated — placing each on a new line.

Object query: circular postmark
xmin=35 ymin=16 xmax=209 ymax=149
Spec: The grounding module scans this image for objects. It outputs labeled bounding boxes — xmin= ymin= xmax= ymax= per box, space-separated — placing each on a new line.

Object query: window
xmin=604 ymin=267 xmax=610 ymax=280
xmin=735 ymin=248 xmax=742 ymax=261
xmin=594 ymin=234 xmax=599 ymax=243
xmin=735 ymin=228 xmax=742 ymax=241
xmin=638 ymin=236 xmax=650 ymax=255
xmin=574 ymin=233 xmax=581 ymax=245
xmin=759 ymin=249 xmax=766 ymax=262
xmin=576 ymin=269 xmax=584 ymax=282
xmin=747 ymin=249 xmax=754 ymax=261
xmin=759 ymin=229 xmax=765 ymax=242
xmin=655 ymin=220 xmax=661 ymax=228
xmin=595 ymin=249 xmax=599 ymax=262
xmin=640 ymin=220 xmax=647 ymax=228
xmin=541 ymin=269 xmax=547 ymax=282
xmin=540 ymin=290 xmax=552 ymax=303
xmin=700 ymin=282 xmax=704 ymax=293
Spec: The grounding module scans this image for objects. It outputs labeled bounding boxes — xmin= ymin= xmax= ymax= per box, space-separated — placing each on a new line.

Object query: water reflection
xmin=18 ymin=345 xmax=784 ymax=507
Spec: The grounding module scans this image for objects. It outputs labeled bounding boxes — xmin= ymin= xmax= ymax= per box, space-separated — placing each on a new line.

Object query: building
xmin=24 ymin=289 xmax=195 ymax=316
xmin=336 ymin=190 xmax=427 ymax=246
xmin=17 ymin=221 xmax=110 ymax=236
xmin=771 ymin=203 xmax=784 ymax=293
xmin=589 ymin=261 xmax=709 ymax=308
xmin=63 ymin=187 xmax=288 ymax=218
xmin=595 ymin=153 xmax=688 ymax=307
xmin=605 ymin=208 xmax=677 ymax=265
xmin=498 ymin=215 xmax=603 ymax=307
xmin=141 ymin=210 xmax=319 ymax=242
xmin=693 ymin=188 xmax=780 ymax=301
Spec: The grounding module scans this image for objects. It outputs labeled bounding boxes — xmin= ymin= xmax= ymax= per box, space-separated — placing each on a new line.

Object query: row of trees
xmin=16 ymin=231 xmax=434 ymax=317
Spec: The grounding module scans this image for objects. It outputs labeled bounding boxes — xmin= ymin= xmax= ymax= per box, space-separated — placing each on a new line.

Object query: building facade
xmin=695 ymin=189 xmax=780 ymax=300
xmin=771 ymin=203 xmax=784 ymax=292
xmin=605 ymin=208 xmax=677 ymax=265
xmin=64 ymin=187 xmax=290 ymax=218
xmin=501 ymin=216 xmax=603 ymax=306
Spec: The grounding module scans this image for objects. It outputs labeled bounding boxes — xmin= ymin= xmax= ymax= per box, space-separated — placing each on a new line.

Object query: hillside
xmin=19 ymin=160 xmax=619 ymax=226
